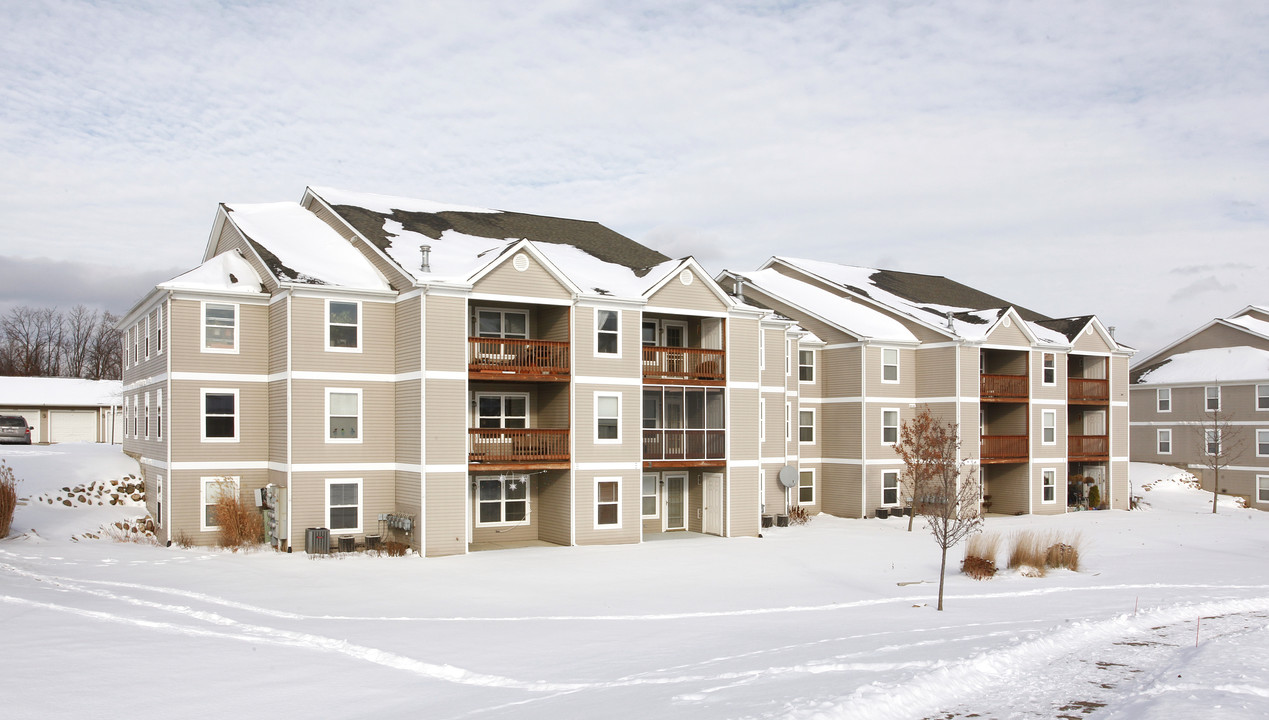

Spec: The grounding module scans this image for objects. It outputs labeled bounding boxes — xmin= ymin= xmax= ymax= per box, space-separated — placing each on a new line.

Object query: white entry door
xmin=703 ymin=473 xmax=723 ymax=536
xmin=664 ymin=474 xmax=686 ymax=531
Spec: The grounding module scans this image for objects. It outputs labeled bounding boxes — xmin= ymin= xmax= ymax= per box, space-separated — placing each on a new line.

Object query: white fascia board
xmin=283 ymin=284 xmax=398 ymax=302
xmin=118 ymin=287 xmax=169 ymax=328
xmin=201 ymin=206 xmax=229 ymax=263
xmin=422 ymin=282 xmax=474 ymax=298
xmin=575 ymin=294 xmax=646 ymax=309
xmin=165 ymin=289 xmax=270 ymax=305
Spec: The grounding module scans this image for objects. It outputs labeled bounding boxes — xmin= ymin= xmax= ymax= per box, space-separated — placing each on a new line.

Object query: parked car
xmin=0 ymin=415 xmax=33 ymax=444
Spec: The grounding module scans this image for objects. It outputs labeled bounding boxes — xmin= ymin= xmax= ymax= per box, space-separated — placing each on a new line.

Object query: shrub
xmin=1007 ymin=530 xmax=1048 ymax=577
xmin=1045 ymin=533 xmax=1083 ymax=571
xmin=787 ymin=506 xmax=811 ymax=525
xmin=962 ymin=532 xmax=1001 ymax=579
xmin=961 ymin=555 xmax=996 ymax=580
xmin=173 ymin=530 xmax=194 ymax=549
xmin=382 ymin=541 xmax=410 ymax=557
xmin=0 ymin=460 xmax=19 ymax=539
xmin=211 ymin=481 xmax=263 ymax=550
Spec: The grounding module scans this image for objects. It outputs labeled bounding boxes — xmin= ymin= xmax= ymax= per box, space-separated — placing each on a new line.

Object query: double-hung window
xmin=595 ymin=392 xmax=620 ymax=442
xmin=1042 ymin=353 xmax=1056 ymax=385
xmin=156 ymin=305 xmax=163 ymax=354
xmin=881 ymin=409 xmax=899 ymax=445
xmin=327 ymin=479 xmax=362 ymax=533
xmin=882 ymin=470 xmax=899 ymax=506
xmin=798 ymin=350 xmax=814 ymax=382
xmin=1041 ymin=410 xmax=1057 ymax=445
xmin=143 ymin=316 xmax=150 ymax=360
xmin=595 ymin=478 xmax=621 ymax=528
xmin=143 ymin=392 xmax=150 ymax=439
xmin=1259 ymin=384 xmax=1269 ymax=411
xmin=156 ymin=390 xmax=163 ymax=441
xmin=478 ymin=475 xmax=529 ymax=525
xmin=799 ymin=409 xmax=815 ymax=443
xmin=327 ymin=389 xmax=362 ymax=442
xmin=641 ymin=474 xmax=659 ymax=518
xmin=595 ymin=309 xmax=620 ymax=356
xmin=202 ymin=390 xmax=238 ymax=441
xmin=1041 ymin=469 xmax=1057 ymax=504
xmin=1206 ymin=386 xmax=1221 ymax=412
xmin=1157 ymin=388 xmax=1171 ymax=412
xmin=1157 ymin=428 xmax=1171 ymax=454
xmin=798 ymin=469 xmax=815 ymax=505
xmin=1258 ymin=429 xmax=1269 ymax=458
xmin=203 ymin=302 xmax=237 ymax=352
xmin=1205 ymin=429 xmax=1221 ymax=456
xmin=327 ymin=300 xmax=361 ymax=351
xmin=882 ymin=348 xmax=899 ymax=383
xmin=200 ymin=476 xmax=239 ymax=531
xmin=1258 ymin=476 xmax=1269 ymax=504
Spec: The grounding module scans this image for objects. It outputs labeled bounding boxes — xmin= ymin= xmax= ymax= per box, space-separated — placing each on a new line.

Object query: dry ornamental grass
xmin=0 ymin=460 xmax=19 ymax=539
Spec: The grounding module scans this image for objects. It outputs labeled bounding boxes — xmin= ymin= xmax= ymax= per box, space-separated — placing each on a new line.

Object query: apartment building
xmin=1129 ymin=305 xmax=1269 ymax=507
xmin=119 ymin=187 xmax=817 ymax=555
xmin=717 ymin=257 xmax=1135 ymax=518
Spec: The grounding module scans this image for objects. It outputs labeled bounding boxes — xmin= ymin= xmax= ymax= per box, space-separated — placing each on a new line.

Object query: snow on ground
xmin=2 ymin=448 xmax=1267 ymax=719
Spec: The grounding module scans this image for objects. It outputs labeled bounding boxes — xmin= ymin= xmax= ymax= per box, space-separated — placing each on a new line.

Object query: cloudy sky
xmin=2 ymin=0 xmax=1266 ymax=357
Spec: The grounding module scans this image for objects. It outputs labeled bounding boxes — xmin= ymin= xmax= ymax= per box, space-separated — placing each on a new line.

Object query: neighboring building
xmin=1129 ymin=305 xmax=1269 ymax=508
xmin=119 ymin=188 xmax=809 ymax=554
xmin=716 ymin=257 xmax=1136 ymax=517
xmin=0 ymin=376 xmax=123 ymax=443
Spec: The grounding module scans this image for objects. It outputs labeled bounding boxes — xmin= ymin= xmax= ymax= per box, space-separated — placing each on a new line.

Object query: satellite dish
xmin=777 ymin=465 xmax=798 ymax=489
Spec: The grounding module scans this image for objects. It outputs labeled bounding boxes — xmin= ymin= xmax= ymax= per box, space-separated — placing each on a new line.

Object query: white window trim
xmin=156 ymin=389 xmax=163 ymax=441
xmin=475 ymin=474 xmax=531 ymax=527
xmin=1157 ymin=428 xmax=1171 ymax=455
xmin=1041 ymin=352 xmax=1056 ymax=386
xmin=155 ymin=474 xmax=163 ymax=527
xmin=326 ymin=298 xmax=363 ymax=353
xmin=881 ymin=408 xmax=900 ymax=446
xmin=325 ymin=478 xmax=363 ymax=534
xmin=199 ymin=476 xmax=240 ymax=532
xmin=1205 ymin=428 xmax=1221 ymax=456
xmin=798 ymin=468 xmax=815 ymax=505
xmin=881 ymin=470 xmax=900 ymax=507
xmin=785 ymin=401 xmax=791 ymax=442
xmin=594 ymin=476 xmax=622 ymax=529
xmin=798 ymin=349 xmax=815 ymax=384
xmin=1258 ymin=475 xmax=1269 ymax=504
xmin=143 ymin=391 xmax=150 ymax=440
xmin=326 ymin=388 xmax=363 ymax=444
xmin=881 ymin=347 xmax=900 ymax=384
xmin=798 ymin=408 xmax=815 ymax=445
xmin=1257 ymin=429 xmax=1269 ymax=458
xmin=594 ymin=308 xmax=621 ymax=358
xmin=201 ymin=300 xmax=240 ymax=354
xmin=1041 ymin=468 xmax=1057 ymax=504
xmin=1258 ymin=384 xmax=1269 ymax=412
xmin=1157 ymin=387 xmax=1171 ymax=413
xmin=156 ymin=304 xmax=163 ymax=355
xmin=641 ymin=473 xmax=660 ymax=519
xmin=759 ymin=398 xmax=766 ymax=443
xmin=1205 ymin=386 xmax=1221 ymax=412
xmin=474 ymin=392 xmax=530 ymax=429
xmin=143 ymin=315 xmax=150 ymax=361
xmin=200 ymin=388 xmax=239 ymax=443
xmin=123 ymin=396 xmax=130 ymax=438
xmin=1041 ymin=409 xmax=1057 ymax=445
xmin=594 ymin=391 xmax=621 ymax=444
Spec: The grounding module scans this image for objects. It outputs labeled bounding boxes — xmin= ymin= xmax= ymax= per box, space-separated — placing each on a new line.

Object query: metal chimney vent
xmin=419 ymin=245 xmax=431 ymax=273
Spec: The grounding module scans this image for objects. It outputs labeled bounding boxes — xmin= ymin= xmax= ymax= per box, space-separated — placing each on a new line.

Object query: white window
xmin=203 ymin=302 xmax=238 ymax=352
xmin=476 ymin=393 xmax=528 ymax=429
xmin=759 ymin=398 xmax=766 ymax=442
xmin=882 ymin=348 xmax=899 ymax=383
xmin=475 ymin=308 xmax=528 ymax=339
xmin=1041 ymin=469 xmax=1057 ymax=504
xmin=882 ymin=470 xmax=899 ymax=506
xmin=1206 ymin=386 xmax=1221 ymax=412
xmin=1258 ymin=476 xmax=1269 ymax=504
xmin=798 ymin=469 xmax=815 ymax=505
xmin=799 ymin=409 xmax=815 ymax=443
xmin=326 ymin=389 xmax=362 ymax=443
xmin=641 ymin=474 xmax=659 ymax=518
xmin=1157 ymin=388 xmax=1171 ymax=413
xmin=156 ymin=390 xmax=163 ymax=441
xmin=133 ymin=396 xmax=139 ymax=439
xmin=143 ymin=316 xmax=150 ymax=360
xmin=327 ymin=299 xmax=361 ymax=351
xmin=595 ymin=392 xmax=621 ymax=443
xmin=201 ymin=389 xmax=238 ymax=442
xmin=1258 ymin=429 xmax=1269 ymax=458
xmin=123 ymin=397 xmax=130 ymax=438
xmin=200 ymin=476 xmax=239 ymax=531
xmin=799 ymin=350 xmax=814 ymax=382
xmin=1042 ymin=353 xmax=1056 ymax=385
xmin=785 ymin=401 xmax=791 ymax=441
xmin=595 ymin=309 xmax=620 ymax=356
xmin=477 ymin=475 xmax=529 ymax=525
xmin=143 ymin=391 xmax=150 ymax=439
xmin=595 ymin=477 xmax=621 ymax=528
xmin=1205 ymin=428 xmax=1221 ymax=455
xmin=882 ymin=408 xmax=899 ymax=445
xmin=156 ymin=305 xmax=163 ymax=354
xmin=132 ymin=324 xmax=139 ymax=364
xmin=155 ymin=475 xmax=163 ymax=527
xmin=1041 ymin=410 xmax=1057 ymax=445
xmin=1157 ymin=428 xmax=1171 ymax=454
xmin=1259 ymin=385 xmax=1269 ymax=411
xmin=326 ymin=479 xmax=362 ymax=533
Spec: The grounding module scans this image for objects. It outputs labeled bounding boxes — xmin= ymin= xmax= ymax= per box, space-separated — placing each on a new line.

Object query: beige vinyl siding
xmin=914 ymin=346 xmax=957 ymax=398
xmin=1110 ymin=460 xmax=1130 ymax=510
xmin=288 ymin=380 xmax=394 ymax=464
xmin=819 ymin=401 xmax=861 ymax=459
xmin=1157 ymin=323 xmax=1269 ymax=358
xmin=573 ymin=469 xmax=640 ymax=545
xmin=536 ymin=470 xmax=571 ymax=545
xmin=986 ymin=402 xmax=1028 ymax=436
xmin=1032 ymin=465 xmax=1066 ymax=516
xmin=127 ymin=301 xmax=168 ymax=380
xmin=306 ymin=198 xmax=415 ymax=291
xmin=396 ymin=380 xmax=421 ymax=464
xmin=796 ymin=346 xmax=823 ymax=401
xmin=470 ymin=474 xmax=541 ymax=544
xmin=1032 ymin=404 xmax=1065 ymax=459
xmin=473 ymin=252 xmax=573 ymax=300
xmin=290 ymin=296 xmax=395 ymax=374
xmin=169 ymin=298 xmax=269 ymax=375
xmin=730 ymin=388 xmax=760 ymax=464
xmin=288 ymin=470 xmax=394 ymax=547
xmin=268 ymin=380 xmax=287 ymax=463
xmin=573 ymin=386 xmax=639 ymax=464
xmin=961 ymin=346 xmax=980 ymax=396
xmin=983 ymin=464 xmax=1029 ymax=515
xmin=865 ymin=402 xmax=910 ymax=451
xmin=866 ymin=346 xmax=916 ymax=397
xmin=1110 ymin=404 xmax=1129 ymax=457
xmin=1072 ymin=326 xmax=1112 ymax=353
xmin=821 ymin=463 xmax=863 ymax=518
xmin=1110 ymin=356 xmax=1129 ymax=403
xmin=169 ymin=469 xmax=269 ymax=547
xmin=214 ymin=220 xmax=279 ymax=292
xmin=647 ymin=270 xmax=728 ymax=312
xmin=823 ymin=346 xmax=862 ymax=398
xmin=394 ymin=470 xmax=421 ymax=551
xmin=169 ymin=381 xmax=268 ymax=464
xmin=574 ymin=306 xmax=640 ymax=377
xmin=759 ymin=325 xmax=790 ymax=388
xmin=468 ymin=381 xmax=568 ymax=429
xmin=425 ymin=296 xmax=466 ymax=371
xmin=426 ymin=379 xmax=467 ymax=466
xmin=984 ymin=319 xmax=1031 ymax=347
xmin=1031 ymin=351 xmax=1066 ymax=402
xmin=729 ymin=466 xmax=759 ymax=537
xmin=687 ymin=471 xmax=703 ymax=533
xmin=268 ymin=297 xmax=288 ymax=374
xmin=425 ymin=471 xmax=466 ymax=557
xmin=395 ymin=295 xmax=421 ymax=373
xmin=863 ymin=464 xmax=904 ymax=517
xmin=729 ymin=317 xmax=759 ymax=385
xmin=125 ymin=379 xmax=168 ymax=460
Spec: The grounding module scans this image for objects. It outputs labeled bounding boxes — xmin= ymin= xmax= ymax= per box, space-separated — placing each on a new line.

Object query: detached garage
xmin=0 ymin=377 xmax=123 ymax=444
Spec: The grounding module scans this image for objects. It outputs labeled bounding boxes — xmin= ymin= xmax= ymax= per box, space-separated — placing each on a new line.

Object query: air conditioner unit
xmin=337 ymin=535 xmax=355 ymax=553
xmin=305 ymin=527 xmax=330 ymax=554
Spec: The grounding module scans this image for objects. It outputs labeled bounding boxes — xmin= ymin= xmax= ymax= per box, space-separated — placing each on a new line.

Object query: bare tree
xmin=895 ymin=406 xmax=940 ymax=532
xmin=898 ymin=407 xmax=983 ymax=611
xmin=0 ymin=306 xmax=65 ymax=376
xmin=86 ymin=311 xmax=122 ymax=380
xmin=1194 ymin=384 xmax=1247 ymax=514
xmin=61 ymin=305 xmax=99 ymax=378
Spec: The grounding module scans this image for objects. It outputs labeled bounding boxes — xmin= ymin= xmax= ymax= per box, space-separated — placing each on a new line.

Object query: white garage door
xmin=0 ymin=407 xmax=40 ymax=443
xmin=50 ymin=410 xmax=97 ymax=443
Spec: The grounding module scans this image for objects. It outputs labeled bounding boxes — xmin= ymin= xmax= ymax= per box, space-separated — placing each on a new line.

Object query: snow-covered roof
xmin=732 ymin=268 xmax=920 ymax=342
xmin=223 ymin=202 xmax=391 ymax=291
xmin=1224 ymin=314 xmax=1269 ymax=339
xmin=159 ymin=250 xmax=265 ymax=294
xmin=0 ymin=377 xmax=122 ymax=407
xmin=1134 ymin=346 xmax=1269 ymax=385
xmin=309 ymin=187 xmax=678 ymax=298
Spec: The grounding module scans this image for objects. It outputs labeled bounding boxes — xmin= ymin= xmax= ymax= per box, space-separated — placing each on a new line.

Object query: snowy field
xmin=2 ymin=446 xmax=1267 ymax=719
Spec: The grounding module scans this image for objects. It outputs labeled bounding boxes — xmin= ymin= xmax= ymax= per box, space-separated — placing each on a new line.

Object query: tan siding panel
xmin=396 ymin=380 xmax=421 ymax=463
xmin=425 ymin=472 xmax=466 ymax=557
xmin=914 ymin=346 xmax=956 ymax=398
xmin=289 ymin=380 xmax=394 ymax=464
xmin=473 ymin=253 xmax=572 ymax=300
xmin=536 ymin=470 xmax=572 ymax=545
xmin=985 ymin=319 xmax=1031 ymax=347
xmin=169 ymin=298 xmax=270 ymax=375
xmin=396 ymin=295 xmax=421 ymax=373
xmin=647 ymin=271 xmax=728 ymax=312
xmin=426 ymin=379 xmax=467 ymax=466
xmin=573 ymin=470 xmax=640 ymax=545
xmin=169 ymin=381 xmax=268 ymax=463
xmin=290 ymin=296 xmax=395 ymax=374
xmin=425 ymin=296 xmax=467 ymax=371
xmin=729 ymin=318 xmax=759 ymax=385
xmin=268 ymin=380 xmax=287 ymax=463
xmin=1072 ymin=326 xmax=1112 ymax=353
xmin=215 ymin=220 xmax=278 ymax=292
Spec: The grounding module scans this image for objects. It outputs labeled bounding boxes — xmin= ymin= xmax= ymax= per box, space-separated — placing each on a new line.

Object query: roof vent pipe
xmin=735 ymin=278 xmax=744 ymax=301
xmin=946 ymin=311 xmax=955 ymax=329
xmin=1108 ymin=325 xmax=1116 ymax=339
xmin=419 ymin=245 xmax=431 ymax=273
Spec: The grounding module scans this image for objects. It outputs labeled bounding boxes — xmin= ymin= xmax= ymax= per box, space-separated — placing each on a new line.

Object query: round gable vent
xmin=513 ymin=253 xmax=530 ymax=272
xmin=1002 ymin=317 xmax=1012 ymax=328
xmin=679 ymin=269 xmax=693 ymax=285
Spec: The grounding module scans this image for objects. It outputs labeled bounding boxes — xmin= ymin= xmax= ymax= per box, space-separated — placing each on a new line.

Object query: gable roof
xmin=1133 ymin=345 xmax=1269 ymax=385
xmin=159 ymin=250 xmax=267 ymax=295
xmin=1132 ymin=307 xmax=1269 ymax=370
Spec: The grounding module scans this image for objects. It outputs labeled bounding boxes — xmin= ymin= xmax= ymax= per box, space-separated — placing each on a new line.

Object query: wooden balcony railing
xmin=981 ymin=374 xmax=1028 ymax=400
xmin=469 ymin=428 xmax=569 ymax=464
xmin=468 ymin=338 xmax=569 ymax=378
xmin=1068 ymin=378 xmax=1109 ymax=403
xmin=642 ymin=346 xmax=726 ymax=383
xmin=980 ymin=434 xmax=1028 ymax=462
xmin=643 ymin=429 xmax=726 ymax=461
xmin=1069 ymin=434 xmax=1109 ymax=459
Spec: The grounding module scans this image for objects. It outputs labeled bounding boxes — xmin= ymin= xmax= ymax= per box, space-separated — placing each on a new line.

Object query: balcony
xmin=1069 ymin=434 xmax=1109 ymax=461
xmin=643 ymin=429 xmax=726 ymax=465
xmin=468 ymin=428 xmax=569 ymax=470
xmin=468 ymin=338 xmax=569 ymax=381
xmin=642 ymin=346 xmax=726 ymax=384
xmin=981 ymin=374 xmax=1028 ymax=402
xmin=980 ymin=434 xmax=1028 ymax=464
xmin=1068 ymin=378 xmax=1109 ymax=404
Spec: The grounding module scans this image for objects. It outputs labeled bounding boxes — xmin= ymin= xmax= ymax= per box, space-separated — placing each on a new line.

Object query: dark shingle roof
xmin=864 ymin=268 xmax=1052 ymax=323
xmin=1035 ymin=316 xmax=1095 ymax=341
